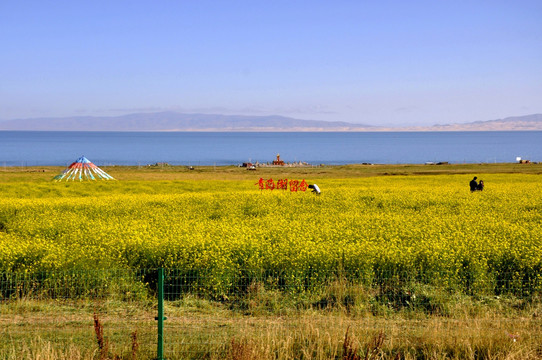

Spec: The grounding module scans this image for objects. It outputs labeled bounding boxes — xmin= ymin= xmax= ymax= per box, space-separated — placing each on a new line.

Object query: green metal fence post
xmin=157 ymin=268 xmax=165 ymax=360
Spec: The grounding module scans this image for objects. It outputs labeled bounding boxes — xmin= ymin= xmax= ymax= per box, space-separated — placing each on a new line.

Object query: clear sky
xmin=1 ymin=1 xmax=541 ymax=126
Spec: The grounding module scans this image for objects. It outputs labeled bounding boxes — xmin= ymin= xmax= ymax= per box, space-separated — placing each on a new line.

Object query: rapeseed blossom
xmin=0 ymin=174 xmax=540 ymax=296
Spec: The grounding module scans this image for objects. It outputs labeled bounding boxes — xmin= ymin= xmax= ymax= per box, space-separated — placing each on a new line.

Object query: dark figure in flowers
xmin=308 ymin=184 xmax=321 ymax=195
xmin=477 ymin=180 xmax=484 ymax=191
xmin=469 ymin=177 xmax=478 ymax=192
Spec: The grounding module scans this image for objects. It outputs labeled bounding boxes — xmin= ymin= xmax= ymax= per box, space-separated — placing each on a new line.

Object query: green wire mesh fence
xmin=1 ymin=268 xmax=541 ymax=359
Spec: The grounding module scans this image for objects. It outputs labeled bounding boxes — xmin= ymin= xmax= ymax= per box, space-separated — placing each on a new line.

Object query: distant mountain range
xmin=0 ymin=112 xmax=541 ymax=131
xmin=0 ymin=112 xmax=368 ymax=131
xmin=406 ymin=114 xmax=542 ymax=131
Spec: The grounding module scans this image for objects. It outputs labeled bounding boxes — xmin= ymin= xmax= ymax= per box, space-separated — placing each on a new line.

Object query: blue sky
xmin=1 ymin=1 xmax=541 ymax=126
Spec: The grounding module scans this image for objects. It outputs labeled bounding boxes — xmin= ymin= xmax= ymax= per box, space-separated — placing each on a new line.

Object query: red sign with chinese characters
xmin=255 ymin=178 xmax=308 ymax=192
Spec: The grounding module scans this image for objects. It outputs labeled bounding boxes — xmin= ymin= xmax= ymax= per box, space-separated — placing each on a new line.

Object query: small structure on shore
xmin=272 ymin=154 xmax=285 ymax=166
xmin=242 ymin=156 xmax=313 ymax=168
xmin=516 ymin=157 xmax=531 ymax=164
xmin=54 ymin=156 xmax=115 ymax=181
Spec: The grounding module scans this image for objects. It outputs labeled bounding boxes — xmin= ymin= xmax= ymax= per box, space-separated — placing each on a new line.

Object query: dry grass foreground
xmin=2 ymin=298 xmax=541 ymax=360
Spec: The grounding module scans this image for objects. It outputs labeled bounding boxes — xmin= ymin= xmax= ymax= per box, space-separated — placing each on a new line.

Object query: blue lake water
xmin=0 ymin=131 xmax=540 ymax=166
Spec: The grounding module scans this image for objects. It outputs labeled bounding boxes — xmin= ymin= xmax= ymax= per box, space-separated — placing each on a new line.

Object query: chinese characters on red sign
xmin=255 ymin=178 xmax=308 ymax=192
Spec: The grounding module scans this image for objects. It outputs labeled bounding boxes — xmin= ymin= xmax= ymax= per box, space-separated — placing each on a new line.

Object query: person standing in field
xmin=469 ymin=177 xmax=478 ymax=192
xmin=477 ymin=180 xmax=484 ymax=191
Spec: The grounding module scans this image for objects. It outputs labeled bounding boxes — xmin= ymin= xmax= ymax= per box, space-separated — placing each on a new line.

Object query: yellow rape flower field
xmin=1 ymin=164 xmax=541 ymax=359
xmin=1 ymin=167 xmax=541 ymax=292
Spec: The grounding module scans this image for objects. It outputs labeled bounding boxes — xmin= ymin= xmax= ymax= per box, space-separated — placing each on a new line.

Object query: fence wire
xmin=1 ymin=268 xmax=541 ymax=359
